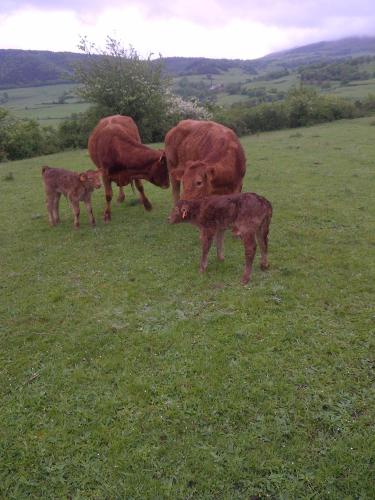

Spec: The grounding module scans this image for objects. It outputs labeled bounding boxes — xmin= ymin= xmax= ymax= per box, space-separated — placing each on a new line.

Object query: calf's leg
xmin=215 ymin=229 xmax=225 ymax=261
xmin=84 ymin=199 xmax=96 ymax=226
xmin=53 ymin=192 xmax=61 ymax=224
xmin=241 ymin=232 xmax=257 ymax=284
xmin=134 ymin=180 xmax=152 ymax=211
xmin=256 ymin=215 xmax=271 ymax=270
xmin=45 ymin=192 xmax=57 ymax=226
xmin=69 ymin=199 xmax=80 ymax=228
xmin=200 ymin=229 xmax=215 ymax=273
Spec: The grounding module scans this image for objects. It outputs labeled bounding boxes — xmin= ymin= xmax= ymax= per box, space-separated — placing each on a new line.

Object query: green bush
xmin=0 ymin=108 xmax=59 ymax=161
xmin=212 ymin=87 xmax=359 ymax=136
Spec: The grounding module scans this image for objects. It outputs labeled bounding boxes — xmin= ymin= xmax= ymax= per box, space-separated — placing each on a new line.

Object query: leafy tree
xmin=74 ymin=36 xmax=170 ymax=142
xmin=0 ymin=107 xmax=59 ymax=161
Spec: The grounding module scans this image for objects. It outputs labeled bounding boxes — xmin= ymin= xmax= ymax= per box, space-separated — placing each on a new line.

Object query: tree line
xmin=1 ymin=39 xmax=375 ymax=162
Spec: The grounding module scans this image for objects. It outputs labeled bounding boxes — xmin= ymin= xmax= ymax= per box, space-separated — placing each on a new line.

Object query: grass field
xmin=0 ymin=117 xmax=374 ymax=498
xmin=1 ymin=83 xmax=90 ymax=127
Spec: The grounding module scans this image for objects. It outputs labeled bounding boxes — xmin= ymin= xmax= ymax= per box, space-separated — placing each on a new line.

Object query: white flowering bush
xmin=165 ymin=92 xmax=213 ymax=121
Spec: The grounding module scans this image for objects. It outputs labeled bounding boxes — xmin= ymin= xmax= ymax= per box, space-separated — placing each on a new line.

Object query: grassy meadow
xmin=1 ymin=83 xmax=90 ymax=127
xmin=0 ymin=117 xmax=374 ymax=498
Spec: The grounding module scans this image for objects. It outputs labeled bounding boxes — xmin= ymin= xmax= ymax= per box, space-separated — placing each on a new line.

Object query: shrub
xmin=212 ymin=87 xmax=360 ymax=136
xmin=0 ymin=108 xmax=59 ymax=161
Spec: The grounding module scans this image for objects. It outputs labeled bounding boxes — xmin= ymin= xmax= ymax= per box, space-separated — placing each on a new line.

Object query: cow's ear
xmin=170 ymin=168 xmax=184 ymax=181
xmin=159 ymin=151 xmax=166 ymax=164
xmin=79 ymin=173 xmax=87 ymax=182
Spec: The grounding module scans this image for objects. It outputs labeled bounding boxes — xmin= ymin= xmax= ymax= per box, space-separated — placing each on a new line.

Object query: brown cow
xmin=88 ymin=115 xmax=169 ymax=222
xmin=169 ymin=192 xmax=272 ymax=284
xmin=42 ymin=166 xmax=102 ymax=228
xmin=164 ymin=119 xmax=246 ymax=205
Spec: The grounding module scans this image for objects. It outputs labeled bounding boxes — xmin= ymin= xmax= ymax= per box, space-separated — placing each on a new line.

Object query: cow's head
xmin=80 ymin=169 xmax=102 ymax=190
xmin=171 ymin=160 xmax=215 ymax=200
xmin=149 ymin=151 xmax=170 ymax=189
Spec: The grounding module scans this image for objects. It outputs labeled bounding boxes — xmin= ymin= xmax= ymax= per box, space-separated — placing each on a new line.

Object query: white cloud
xmin=0 ymin=1 xmax=374 ymax=58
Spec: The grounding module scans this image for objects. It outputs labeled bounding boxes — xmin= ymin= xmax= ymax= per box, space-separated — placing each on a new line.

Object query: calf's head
xmin=168 ymin=200 xmax=198 ymax=224
xmin=80 ymin=169 xmax=102 ymax=190
xmin=171 ymin=161 xmax=215 ymax=200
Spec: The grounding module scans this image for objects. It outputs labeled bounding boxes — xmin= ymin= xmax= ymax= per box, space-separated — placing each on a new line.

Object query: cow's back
xmin=88 ymin=115 xmax=142 ymax=170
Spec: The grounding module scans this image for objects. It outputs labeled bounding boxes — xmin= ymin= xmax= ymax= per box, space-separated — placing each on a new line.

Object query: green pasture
xmin=0 ymin=117 xmax=374 ymax=498
xmin=1 ymin=83 xmax=90 ymax=127
xmin=329 ymin=79 xmax=375 ymax=98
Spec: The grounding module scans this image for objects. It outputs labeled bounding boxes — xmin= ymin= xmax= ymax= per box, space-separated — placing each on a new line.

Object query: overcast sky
xmin=0 ymin=1 xmax=374 ymax=59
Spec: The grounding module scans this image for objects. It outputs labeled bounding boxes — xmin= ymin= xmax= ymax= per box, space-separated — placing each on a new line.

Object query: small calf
xmin=42 ymin=166 xmax=102 ymax=228
xmin=169 ymin=192 xmax=272 ymax=284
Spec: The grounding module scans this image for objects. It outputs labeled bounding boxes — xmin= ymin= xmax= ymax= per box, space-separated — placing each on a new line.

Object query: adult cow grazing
xmin=88 ymin=115 xmax=169 ymax=222
xmin=164 ymin=119 xmax=246 ymax=205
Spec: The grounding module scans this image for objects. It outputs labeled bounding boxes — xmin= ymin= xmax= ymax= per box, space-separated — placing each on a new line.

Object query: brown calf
xmin=169 ymin=192 xmax=272 ymax=284
xmin=42 ymin=166 xmax=102 ymax=228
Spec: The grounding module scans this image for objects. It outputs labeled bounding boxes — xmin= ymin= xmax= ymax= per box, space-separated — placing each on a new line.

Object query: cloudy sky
xmin=0 ymin=1 xmax=374 ymax=59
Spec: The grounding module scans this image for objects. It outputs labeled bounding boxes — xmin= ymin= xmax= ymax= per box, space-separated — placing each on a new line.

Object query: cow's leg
xmin=117 ymin=186 xmax=125 ymax=204
xmin=103 ymin=176 xmax=112 ymax=222
xmin=256 ymin=217 xmax=270 ymax=271
xmin=199 ymin=228 xmax=215 ymax=273
xmin=215 ymin=229 xmax=225 ymax=261
xmin=69 ymin=199 xmax=80 ymax=228
xmin=45 ymin=192 xmax=56 ymax=226
xmin=53 ymin=192 xmax=61 ymax=224
xmin=134 ymin=179 xmax=152 ymax=211
xmin=171 ymin=176 xmax=181 ymax=206
xmin=84 ymin=199 xmax=96 ymax=226
xmin=241 ymin=231 xmax=257 ymax=284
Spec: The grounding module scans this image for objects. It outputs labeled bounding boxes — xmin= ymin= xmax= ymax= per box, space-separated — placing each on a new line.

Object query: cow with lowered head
xmin=88 ymin=115 xmax=169 ymax=222
xmin=164 ymin=119 xmax=246 ymax=205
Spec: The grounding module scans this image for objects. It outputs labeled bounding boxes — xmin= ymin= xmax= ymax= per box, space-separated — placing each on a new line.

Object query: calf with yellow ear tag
xmin=169 ymin=193 xmax=273 ymax=285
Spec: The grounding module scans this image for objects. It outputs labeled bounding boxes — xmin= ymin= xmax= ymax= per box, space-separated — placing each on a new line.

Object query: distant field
xmin=1 ymin=83 xmax=90 ymax=127
xmin=328 ymin=79 xmax=375 ymax=98
xmin=1 ymin=117 xmax=374 ymax=498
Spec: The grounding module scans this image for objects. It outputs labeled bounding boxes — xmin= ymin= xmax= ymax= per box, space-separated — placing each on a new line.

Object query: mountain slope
xmin=1 ymin=36 xmax=375 ymax=88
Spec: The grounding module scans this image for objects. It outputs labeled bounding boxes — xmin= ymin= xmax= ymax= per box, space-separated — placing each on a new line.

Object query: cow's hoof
xmin=143 ymin=201 xmax=152 ymax=211
xmin=260 ymin=263 xmax=269 ymax=271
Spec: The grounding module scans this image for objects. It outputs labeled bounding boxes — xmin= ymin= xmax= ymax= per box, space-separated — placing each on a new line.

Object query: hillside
xmin=262 ymin=36 xmax=375 ymax=67
xmin=1 ymin=36 xmax=375 ymax=88
xmin=0 ymin=49 xmax=84 ymax=88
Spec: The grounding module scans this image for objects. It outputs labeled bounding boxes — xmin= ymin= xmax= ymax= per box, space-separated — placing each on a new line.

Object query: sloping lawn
xmin=0 ymin=117 xmax=374 ymax=498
